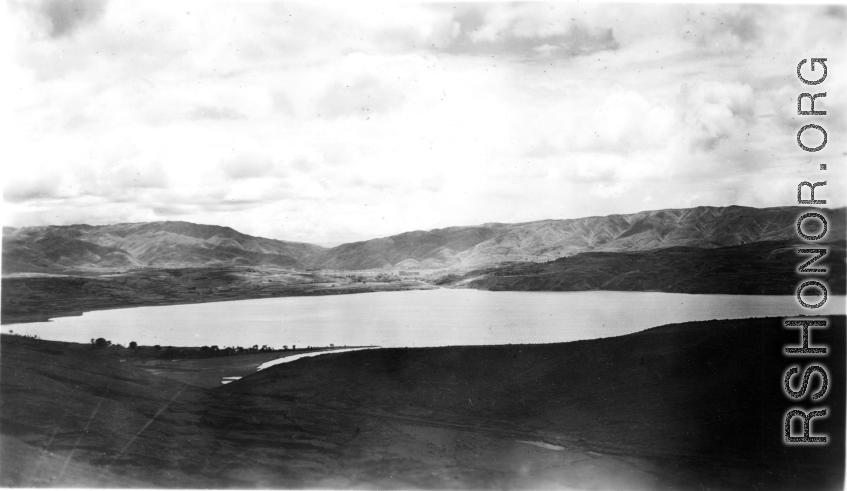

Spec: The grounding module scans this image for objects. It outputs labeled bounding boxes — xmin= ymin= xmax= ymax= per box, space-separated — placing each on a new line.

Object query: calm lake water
xmin=3 ymin=290 xmax=844 ymax=348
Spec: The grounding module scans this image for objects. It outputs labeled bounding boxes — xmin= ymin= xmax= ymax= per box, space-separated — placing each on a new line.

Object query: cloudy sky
xmin=3 ymin=1 xmax=845 ymax=245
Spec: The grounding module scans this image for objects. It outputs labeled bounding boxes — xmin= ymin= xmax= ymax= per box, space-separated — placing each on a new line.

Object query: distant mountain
xmin=304 ymin=206 xmax=846 ymax=270
xmin=2 ymin=232 xmax=142 ymax=272
xmin=2 ymin=222 xmax=325 ymax=273
xmin=3 ymin=206 xmax=844 ymax=273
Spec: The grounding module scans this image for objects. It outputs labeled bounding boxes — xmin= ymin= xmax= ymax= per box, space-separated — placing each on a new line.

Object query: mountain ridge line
xmin=3 ymin=204 xmax=845 ymax=273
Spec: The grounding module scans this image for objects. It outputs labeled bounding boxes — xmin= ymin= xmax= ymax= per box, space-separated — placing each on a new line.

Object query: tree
xmin=129 ymin=341 xmax=138 ymax=349
xmin=94 ymin=338 xmax=111 ymax=348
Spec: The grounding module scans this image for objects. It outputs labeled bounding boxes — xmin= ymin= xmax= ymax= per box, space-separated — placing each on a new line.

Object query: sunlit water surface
xmin=3 ymin=290 xmax=844 ymax=348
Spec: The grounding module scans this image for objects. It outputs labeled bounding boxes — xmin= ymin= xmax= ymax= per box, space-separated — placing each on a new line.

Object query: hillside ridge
xmin=3 ymin=205 xmax=844 ymax=272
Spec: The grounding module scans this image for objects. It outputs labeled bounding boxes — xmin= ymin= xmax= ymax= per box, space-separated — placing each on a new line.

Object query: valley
xmin=4 ymin=239 xmax=844 ymax=325
xmin=2 ymin=205 xmax=845 ymax=489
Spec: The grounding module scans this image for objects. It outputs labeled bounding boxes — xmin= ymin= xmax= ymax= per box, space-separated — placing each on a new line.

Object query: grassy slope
xmin=2 ymin=317 xmax=844 ymax=489
xmin=226 ymin=316 xmax=846 ymax=490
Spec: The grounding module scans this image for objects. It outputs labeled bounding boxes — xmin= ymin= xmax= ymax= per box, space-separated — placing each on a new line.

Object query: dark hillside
xmin=2 ymin=317 xmax=844 ymax=489
xmin=444 ymin=240 xmax=847 ymax=295
xmin=227 ymin=316 xmax=846 ymax=490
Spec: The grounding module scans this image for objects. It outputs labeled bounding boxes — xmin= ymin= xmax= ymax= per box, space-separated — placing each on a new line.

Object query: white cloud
xmin=12 ymin=0 xmax=108 ymax=39
xmin=679 ymin=80 xmax=755 ymax=151
xmin=220 ymin=153 xmax=275 ymax=180
xmin=3 ymin=2 xmax=846 ymax=244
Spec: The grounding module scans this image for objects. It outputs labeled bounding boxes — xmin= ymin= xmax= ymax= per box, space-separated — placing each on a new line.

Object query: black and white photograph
xmin=1 ymin=1 xmax=845 ymax=489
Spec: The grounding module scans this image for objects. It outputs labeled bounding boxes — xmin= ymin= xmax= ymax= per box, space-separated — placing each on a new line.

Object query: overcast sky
xmin=3 ymin=1 xmax=845 ymax=245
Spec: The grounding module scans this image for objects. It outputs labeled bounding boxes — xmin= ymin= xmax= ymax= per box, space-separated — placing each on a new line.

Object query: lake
xmin=2 ymin=290 xmax=844 ymax=348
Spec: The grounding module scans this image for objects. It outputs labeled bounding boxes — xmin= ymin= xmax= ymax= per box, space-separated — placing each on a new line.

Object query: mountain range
xmin=2 ymin=222 xmax=323 ymax=273
xmin=3 ymin=205 xmax=844 ymax=273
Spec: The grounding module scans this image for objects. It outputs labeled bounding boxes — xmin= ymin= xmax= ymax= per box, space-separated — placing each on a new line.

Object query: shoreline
xmin=7 ymin=291 xmax=845 ymax=350
xmin=2 ymin=316 xmax=844 ymax=489
xmin=131 ymin=345 xmax=380 ymax=389
xmin=5 ymin=269 xmax=837 ymax=327
xmin=5 ymin=239 xmax=844 ymax=326
xmin=1 ymin=286 xmax=425 ymax=325
xmin=1 ymin=269 xmax=438 ymax=325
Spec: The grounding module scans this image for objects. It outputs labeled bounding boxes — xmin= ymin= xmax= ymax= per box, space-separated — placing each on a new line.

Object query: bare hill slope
xmin=3 ymin=206 xmax=843 ymax=272
xmin=305 ymin=206 xmax=845 ymax=270
xmin=2 ymin=222 xmax=325 ymax=272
